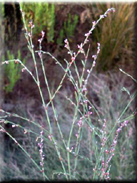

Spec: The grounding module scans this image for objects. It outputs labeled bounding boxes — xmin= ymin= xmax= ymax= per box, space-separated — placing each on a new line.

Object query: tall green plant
xmin=57 ymin=29 xmax=65 ymax=46
xmin=3 ymin=50 xmax=26 ymax=93
xmin=45 ymin=3 xmax=55 ymax=43
xmin=64 ymin=13 xmax=79 ymax=40
xmin=21 ymin=3 xmax=55 ymax=43
xmin=57 ymin=14 xmax=79 ymax=46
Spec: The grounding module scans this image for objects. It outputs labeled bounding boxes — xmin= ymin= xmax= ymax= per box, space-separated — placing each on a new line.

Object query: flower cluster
xmin=92 ymin=42 xmax=101 ymax=67
xmin=38 ymin=31 xmax=45 ymax=44
xmin=77 ymin=43 xmax=84 ymax=54
xmin=77 ymin=118 xmax=83 ymax=128
xmin=77 ymin=109 xmax=92 ymax=129
xmin=100 ymin=8 xmax=115 ymax=19
xmin=101 ymin=119 xmax=107 ymax=147
xmin=64 ymin=39 xmax=69 ymax=50
xmin=108 ymin=120 xmax=129 ymax=157
xmin=37 ymin=31 xmax=45 ymax=59
xmin=29 ymin=21 xmax=35 ymax=29
xmin=82 ymin=85 xmax=87 ymax=93
xmin=38 ymin=130 xmax=45 ymax=173
xmin=100 ymin=119 xmax=130 ymax=180
xmin=48 ymin=134 xmax=53 ymax=141
xmin=64 ymin=39 xmax=76 ymax=64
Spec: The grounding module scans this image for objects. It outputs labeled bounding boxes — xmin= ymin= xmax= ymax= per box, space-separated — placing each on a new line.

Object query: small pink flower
xmin=92 ymin=61 xmax=96 ymax=67
xmin=97 ymin=43 xmax=100 ymax=52
xmin=71 ymin=56 xmax=75 ymax=62
xmin=41 ymin=31 xmax=45 ymax=38
xmin=85 ymin=32 xmax=90 ymax=37
xmin=92 ymin=55 xmax=97 ymax=60
xmin=92 ymin=21 xmax=96 ymax=27
xmin=5 ymin=61 xmax=9 ymax=65
xmin=48 ymin=134 xmax=52 ymax=141
xmin=84 ymin=100 xmax=88 ymax=104
xmin=38 ymin=51 xmax=42 ymax=58
xmin=105 ymin=149 xmax=109 ymax=154
xmin=22 ymin=68 xmax=26 ymax=72
xmin=124 ymin=120 xmax=129 ymax=126
xmin=116 ymin=128 xmax=121 ymax=133
xmin=77 ymin=120 xmax=82 ymax=127
xmin=40 ymin=162 xmax=43 ymax=166
xmin=100 ymin=15 xmax=104 ymax=19
xmin=64 ymin=39 xmax=68 ymax=43
xmin=78 ymin=44 xmax=84 ymax=53
xmin=88 ymin=111 xmax=92 ymax=115
xmin=38 ymin=38 xmax=42 ymax=43
xmin=67 ymin=51 xmax=71 ymax=55
xmin=89 ymin=106 xmax=92 ymax=110
xmin=97 ymin=42 xmax=100 ymax=47
xmin=32 ymin=25 xmax=35 ymax=29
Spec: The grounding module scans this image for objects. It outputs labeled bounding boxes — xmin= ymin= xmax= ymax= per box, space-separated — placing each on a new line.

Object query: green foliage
xmin=22 ymin=3 xmax=55 ymax=43
xmin=45 ymin=3 xmax=55 ymax=43
xmin=1 ymin=2 xmax=4 ymax=16
xmin=64 ymin=13 xmax=79 ymax=40
xmin=57 ymin=29 xmax=65 ymax=46
xmin=57 ymin=14 xmax=79 ymax=46
xmin=3 ymin=50 xmax=26 ymax=93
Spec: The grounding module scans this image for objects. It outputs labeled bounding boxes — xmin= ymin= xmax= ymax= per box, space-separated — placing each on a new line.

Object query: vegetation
xmin=21 ymin=2 xmax=55 ymax=43
xmin=2 ymin=50 xmax=26 ymax=93
xmin=0 ymin=3 xmax=136 ymax=181
xmin=92 ymin=3 xmax=134 ymax=71
xmin=57 ymin=14 xmax=79 ymax=46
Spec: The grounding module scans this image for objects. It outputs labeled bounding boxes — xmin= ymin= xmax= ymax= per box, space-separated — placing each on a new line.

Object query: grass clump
xmin=92 ymin=3 xmax=134 ymax=71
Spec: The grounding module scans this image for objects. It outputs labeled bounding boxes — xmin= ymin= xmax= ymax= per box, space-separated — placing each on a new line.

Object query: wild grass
xmin=0 ymin=4 xmax=136 ymax=181
xmin=92 ymin=3 xmax=134 ymax=71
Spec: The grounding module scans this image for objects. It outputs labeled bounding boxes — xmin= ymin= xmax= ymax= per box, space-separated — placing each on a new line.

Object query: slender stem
xmin=0 ymin=125 xmax=49 ymax=180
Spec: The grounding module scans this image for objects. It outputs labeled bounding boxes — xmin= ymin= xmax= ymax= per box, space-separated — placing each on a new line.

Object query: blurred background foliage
xmin=92 ymin=3 xmax=134 ymax=71
xmin=20 ymin=2 xmax=134 ymax=71
xmin=21 ymin=3 xmax=55 ymax=43
xmin=3 ymin=2 xmax=134 ymax=72
xmin=1 ymin=2 xmax=134 ymax=93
